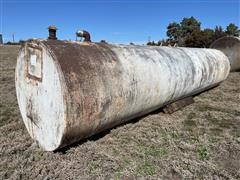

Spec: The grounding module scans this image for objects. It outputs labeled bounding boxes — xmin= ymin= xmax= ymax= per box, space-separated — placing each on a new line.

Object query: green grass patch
xmin=197 ymin=146 xmax=209 ymax=161
xmin=137 ymin=160 xmax=156 ymax=176
xmin=187 ymin=112 xmax=196 ymax=120
xmin=185 ymin=112 xmax=197 ymax=123
xmin=144 ymin=145 xmax=168 ymax=157
xmin=198 ymin=105 xmax=240 ymax=116
xmin=184 ymin=119 xmax=197 ymax=127
xmin=209 ymin=127 xmax=223 ymax=136
xmin=0 ymin=106 xmax=16 ymax=126
xmin=205 ymin=112 xmax=240 ymax=137
xmin=183 ymin=112 xmax=197 ymax=131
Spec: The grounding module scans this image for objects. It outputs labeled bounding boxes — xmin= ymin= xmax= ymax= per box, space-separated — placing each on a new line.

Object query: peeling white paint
xmin=15 ymin=40 xmax=230 ymax=151
xmin=16 ymin=43 xmax=66 ymax=151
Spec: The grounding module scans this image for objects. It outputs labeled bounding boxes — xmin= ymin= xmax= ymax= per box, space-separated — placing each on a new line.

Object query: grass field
xmin=0 ymin=45 xmax=240 ymax=179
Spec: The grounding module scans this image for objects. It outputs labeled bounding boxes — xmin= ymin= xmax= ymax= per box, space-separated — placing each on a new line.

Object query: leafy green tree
xmin=166 ymin=22 xmax=181 ymax=40
xmin=19 ymin=40 xmax=26 ymax=45
xmin=180 ymin=16 xmax=201 ymax=37
xmin=166 ymin=16 xmax=201 ymax=46
xmin=226 ymin=23 xmax=239 ymax=36
xmin=179 ymin=28 xmax=215 ymax=48
xmin=149 ymin=16 xmax=238 ymax=47
xmin=185 ymin=29 xmax=203 ymax=47
xmin=155 ymin=39 xmax=168 ymax=46
xmin=147 ymin=41 xmax=157 ymax=46
xmin=214 ymin=26 xmax=226 ymax=40
xmin=201 ymin=28 xmax=215 ymax=47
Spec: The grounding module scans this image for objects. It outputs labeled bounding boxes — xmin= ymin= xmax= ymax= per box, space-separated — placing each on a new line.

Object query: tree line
xmin=147 ymin=16 xmax=239 ymax=47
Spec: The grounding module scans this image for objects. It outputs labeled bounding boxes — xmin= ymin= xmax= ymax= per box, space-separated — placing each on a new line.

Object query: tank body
xmin=15 ymin=40 xmax=230 ymax=151
xmin=210 ymin=36 xmax=240 ymax=71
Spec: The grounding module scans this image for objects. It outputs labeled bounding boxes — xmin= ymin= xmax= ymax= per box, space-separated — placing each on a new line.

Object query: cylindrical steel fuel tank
xmin=16 ymin=40 xmax=230 ymax=151
xmin=210 ymin=36 xmax=240 ymax=72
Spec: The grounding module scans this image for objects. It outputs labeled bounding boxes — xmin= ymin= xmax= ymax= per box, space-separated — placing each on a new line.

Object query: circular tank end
xmin=210 ymin=36 xmax=240 ymax=71
xmin=15 ymin=41 xmax=66 ymax=151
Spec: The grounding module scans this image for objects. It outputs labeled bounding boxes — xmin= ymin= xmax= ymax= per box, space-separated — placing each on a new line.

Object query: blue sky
xmin=1 ymin=0 xmax=239 ymax=44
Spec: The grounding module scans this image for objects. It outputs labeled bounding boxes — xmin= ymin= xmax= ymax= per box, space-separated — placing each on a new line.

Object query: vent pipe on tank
xmin=48 ymin=25 xmax=57 ymax=40
xmin=76 ymin=30 xmax=91 ymax=42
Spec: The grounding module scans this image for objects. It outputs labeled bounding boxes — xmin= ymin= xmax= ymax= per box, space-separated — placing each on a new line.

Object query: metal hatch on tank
xmin=15 ymin=26 xmax=230 ymax=151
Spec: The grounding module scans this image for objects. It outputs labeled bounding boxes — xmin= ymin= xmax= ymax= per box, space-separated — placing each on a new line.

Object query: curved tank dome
xmin=210 ymin=36 xmax=240 ymax=72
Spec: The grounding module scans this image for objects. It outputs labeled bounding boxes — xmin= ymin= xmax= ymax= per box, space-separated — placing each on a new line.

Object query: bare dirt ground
xmin=0 ymin=45 xmax=240 ymax=179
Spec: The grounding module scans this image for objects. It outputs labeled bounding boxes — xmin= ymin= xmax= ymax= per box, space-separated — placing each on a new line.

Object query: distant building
xmin=0 ymin=34 xmax=3 ymax=45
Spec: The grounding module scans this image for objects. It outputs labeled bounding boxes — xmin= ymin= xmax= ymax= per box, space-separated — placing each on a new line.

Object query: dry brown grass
xmin=0 ymin=45 xmax=239 ymax=179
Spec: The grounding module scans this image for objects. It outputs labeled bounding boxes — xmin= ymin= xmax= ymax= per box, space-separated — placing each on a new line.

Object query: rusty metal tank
xmin=15 ymin=39 xmax=230 ymax=151
xmin=210 ymin=36 xmax=240 ymax=71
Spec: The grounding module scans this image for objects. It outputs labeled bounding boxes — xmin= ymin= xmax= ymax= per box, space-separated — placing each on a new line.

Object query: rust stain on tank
xmin=42 ymin=40 xmax=125 ymax=146
xmin=16 ymin=39 xmax=230 ymax=151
